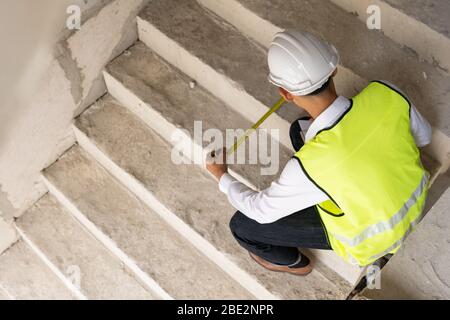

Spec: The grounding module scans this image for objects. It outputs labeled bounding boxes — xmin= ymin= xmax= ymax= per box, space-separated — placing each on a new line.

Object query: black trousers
xmin=229 ymin=118 xmax=332 ymax=266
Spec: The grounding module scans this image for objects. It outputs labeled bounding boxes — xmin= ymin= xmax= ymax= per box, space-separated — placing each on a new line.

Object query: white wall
xmin=0 ymin=0 xmax=147 ymax=252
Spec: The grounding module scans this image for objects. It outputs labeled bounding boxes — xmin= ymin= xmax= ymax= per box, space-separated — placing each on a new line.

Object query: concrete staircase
xmin=1 ymin=0 xmax=449 ymax=299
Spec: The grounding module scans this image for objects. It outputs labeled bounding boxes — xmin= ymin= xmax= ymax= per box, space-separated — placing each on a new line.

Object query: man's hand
xmin=206 ymin=147 xmax=228 ymax=181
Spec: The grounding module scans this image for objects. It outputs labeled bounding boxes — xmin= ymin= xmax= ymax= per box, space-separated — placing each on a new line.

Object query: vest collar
xmin=305 ymin=96 xmax=352 ymax=143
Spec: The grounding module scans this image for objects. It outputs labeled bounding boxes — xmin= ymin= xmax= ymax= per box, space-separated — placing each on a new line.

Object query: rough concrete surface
xmin=138 ymin=0 xmax=304 ymax=125
xmin=75 ymin=99 xmax=352 ymax=299
xmin=45 ymin=146 xmax=252 ymax=300
xmin=329 ymin=0 xmax=450 ymax=73
xmin=384 ymin=0 xmax=450 ymax=37
xmin=196 ymin=0 xmax=450 ymax=137
xmin=0 ymin=241 xmax=76 ymax=300
xmin=17 ymin=194 xmax=155 ymax=300
xmin=364 ymin=187 xmax=450 ymax=300
xmin=107 ymin=42 xmax=292 ymax=190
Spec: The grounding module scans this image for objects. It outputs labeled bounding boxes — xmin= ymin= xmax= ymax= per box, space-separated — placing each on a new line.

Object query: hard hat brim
xmin=268 ymin=66 xmax=337 ymax=96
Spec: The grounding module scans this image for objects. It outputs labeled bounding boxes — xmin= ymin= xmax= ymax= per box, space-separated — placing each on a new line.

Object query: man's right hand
xmin=206 ymin=148 xmax=228 ymax=182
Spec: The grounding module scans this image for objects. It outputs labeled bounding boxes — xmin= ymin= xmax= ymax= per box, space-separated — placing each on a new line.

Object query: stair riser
xmin=329 ymin=0 xmax=450 ymax=74
xmin=137 ymin=16 xmax=292 ymax=151
xmin=16 ymin=193 xmax=158 ymax=300
xmin=42 ymin=175 xmax=173 ymax=300
xmin=104 ymin=70 xmax=258 ymax=190
xmin=14 ymin=226 xmax=87 ymax=300
xmin=0 ymin=241 xmax=77 ymax=300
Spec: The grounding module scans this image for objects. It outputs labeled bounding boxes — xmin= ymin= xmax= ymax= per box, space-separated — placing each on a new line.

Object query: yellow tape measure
xmin=227 ymin=97 xmax=286 ymax=155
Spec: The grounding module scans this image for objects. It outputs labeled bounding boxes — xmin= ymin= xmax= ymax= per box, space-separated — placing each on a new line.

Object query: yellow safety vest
xmin=294 ymin=81 xmax=430 ymax=266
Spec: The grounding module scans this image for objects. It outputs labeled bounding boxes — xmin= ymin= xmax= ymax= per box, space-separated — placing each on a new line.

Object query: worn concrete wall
xmin=0 ymin=0 xmax=145 ymax=216
xmin=0 ymin=0 xmax=147 ymax=253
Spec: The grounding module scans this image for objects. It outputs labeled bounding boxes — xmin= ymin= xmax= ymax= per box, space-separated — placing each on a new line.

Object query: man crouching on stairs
xmin=206 ymin=30 xmax=432 ymax=276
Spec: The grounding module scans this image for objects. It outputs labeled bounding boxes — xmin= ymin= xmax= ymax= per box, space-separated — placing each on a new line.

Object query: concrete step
xmin=0 ymin=240 xmax=76 ymax=300
xmin=43 ymin=145 xmax=253 ymax=300
xmin=16 ymin=193 xmax=156 ymax=300
xmin=137 ymin=0 xmax=296 ymax=153
xmin=362 ymin=184 xmax=450 ymax=299
xmin=104 ymin=41 xmax=363 ymax=284
xmin=330 ymin=0 xmax=450 ymax=74
xmin=105 ymin=42 xmax=288 ymax=192
xmin=73 ymin=95 xmax=353 ymax=299
xmin=188 ymin=0 xmax=450 ymax=169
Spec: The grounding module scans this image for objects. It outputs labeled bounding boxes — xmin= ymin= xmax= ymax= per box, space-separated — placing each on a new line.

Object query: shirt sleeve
xmin=219 ymin=159 xmax=329 ymax=224
xmin=380 ymin=80 xmax=432 ymax=147
xmin=410 ymin=105 xmax=432 ymax=147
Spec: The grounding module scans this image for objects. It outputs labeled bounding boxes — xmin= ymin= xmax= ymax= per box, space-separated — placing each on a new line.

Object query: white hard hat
xmin=268 ymin=30 xmax=340 ymax=96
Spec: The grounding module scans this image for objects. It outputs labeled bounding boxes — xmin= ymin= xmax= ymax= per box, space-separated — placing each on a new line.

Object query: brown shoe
xmin=249 ymin=252 xmax=313 ymax=276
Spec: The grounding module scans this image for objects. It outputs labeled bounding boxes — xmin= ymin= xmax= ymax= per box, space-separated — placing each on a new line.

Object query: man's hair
xmin=307 ymin=78 xmax=331 ymax=96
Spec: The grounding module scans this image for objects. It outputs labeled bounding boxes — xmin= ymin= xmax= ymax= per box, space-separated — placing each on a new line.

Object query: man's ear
xmin=331 ymin=68 xmax=338 ymax=78
xmin=279 ymin=87 xmax=294 ymax=102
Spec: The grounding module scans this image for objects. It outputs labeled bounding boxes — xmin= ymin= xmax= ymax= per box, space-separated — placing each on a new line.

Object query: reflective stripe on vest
xmin=347 ymin=173 xmax=428 ymax=264
xmin=332 ymin=172 xmax=429 ymax=248
xmin=294 ymin=81 xmax=429 ymax=266
xmin=368 ymin=196 xmax=427 ymax=262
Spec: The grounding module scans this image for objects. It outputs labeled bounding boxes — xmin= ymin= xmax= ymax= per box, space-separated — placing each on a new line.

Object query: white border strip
xmin=74 ymin=125 xmax=279 ymax=300
xmin=42 ymin=175 xmax=172 ymax=301
xmin=15 ymin=225 xmax=88 ymax=300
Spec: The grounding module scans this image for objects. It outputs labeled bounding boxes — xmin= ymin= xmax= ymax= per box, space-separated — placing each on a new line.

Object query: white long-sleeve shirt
xmin=219 ymin=82 xmax=433 ymax=224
